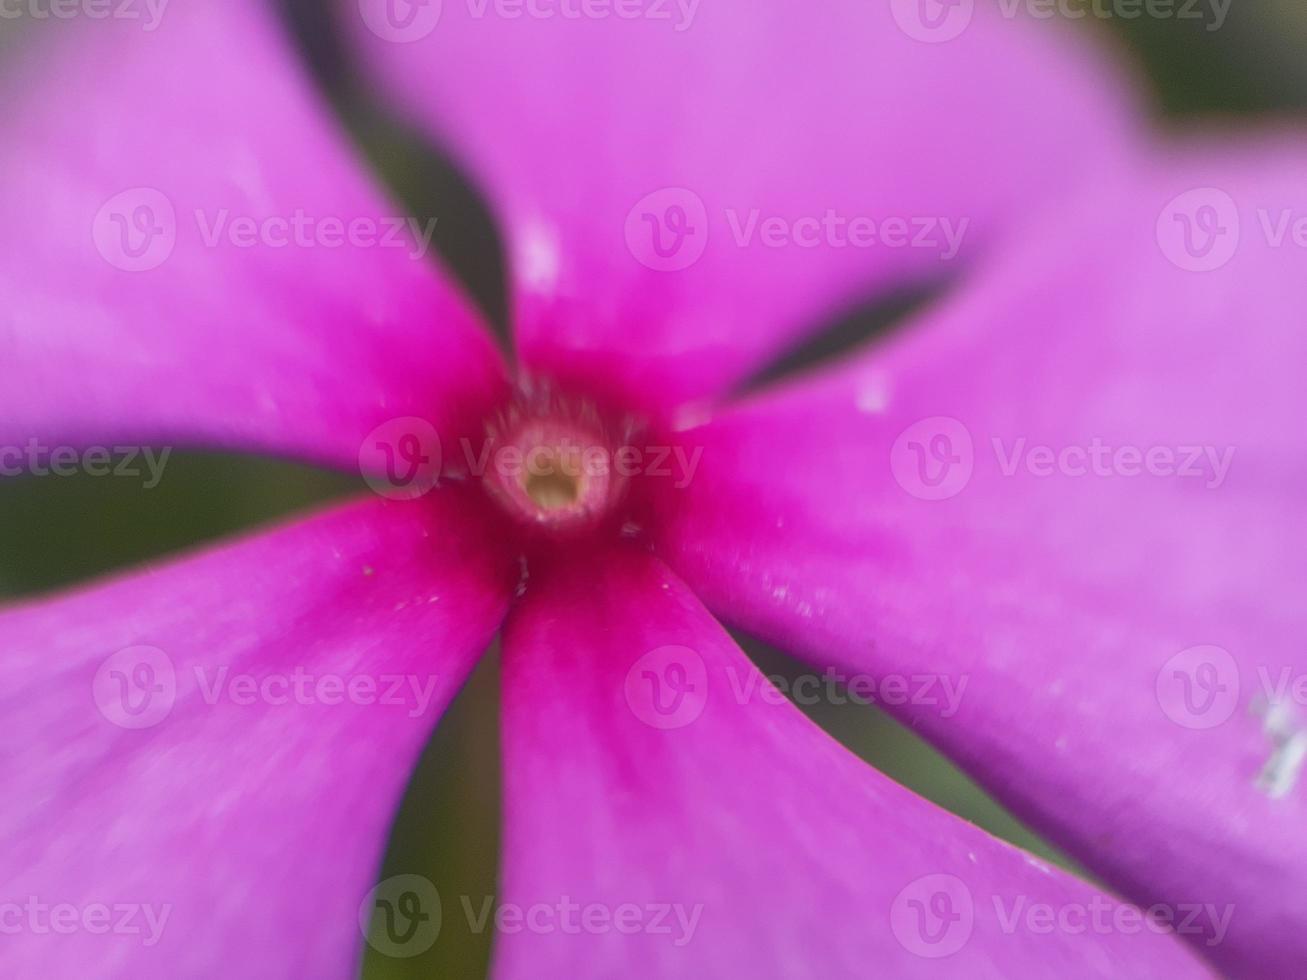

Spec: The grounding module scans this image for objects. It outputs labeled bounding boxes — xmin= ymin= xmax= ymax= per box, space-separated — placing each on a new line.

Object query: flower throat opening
xmin=476 ymin=384 xmax=639 ymax=538
xmin=524 ymin=463 xmax=581 ymax=510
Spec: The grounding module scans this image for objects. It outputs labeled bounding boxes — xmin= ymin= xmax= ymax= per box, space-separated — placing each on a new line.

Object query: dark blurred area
xmin=1 ymin=2 xmax=1303 ymax=977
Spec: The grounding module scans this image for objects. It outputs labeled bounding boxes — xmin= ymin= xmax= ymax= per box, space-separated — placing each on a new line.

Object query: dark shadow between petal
xmin=731 ymin=278 xmax=950 ymax=400
xmin=0 ymin=453 xmax=356 ymax=601
xmin=361 ymin=645 xmax=502 ymax=980
xmin=731 ymin=628 xmax=1094 ymax=880
xmin=276 ymin=0 xmax=512 ymax=348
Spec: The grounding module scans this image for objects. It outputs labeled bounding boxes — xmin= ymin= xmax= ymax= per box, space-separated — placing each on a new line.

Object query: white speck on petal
xmin=1024 ymin=856 xmax=1053 ymax=875
xmin=514 ymin=555 xmax=530 ymax=598
xmin=1255 ymin=700 xmax=1307 ymax=799
xmin=672 ymin=402 xmax=712 ymax=432
xmin=855 ymin=371 xmax=890 ymax=414
xmin=517 ymin=221 xmax=561 ymax=291
xmin=228 ymin=147 xmax=271 ymax=209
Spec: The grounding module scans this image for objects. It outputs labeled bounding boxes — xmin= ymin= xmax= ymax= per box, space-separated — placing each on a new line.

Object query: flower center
xmin=477 ymin=386 xmax=634 ymax=537
xmin=524 ymin=459 xmax=581 ymax=509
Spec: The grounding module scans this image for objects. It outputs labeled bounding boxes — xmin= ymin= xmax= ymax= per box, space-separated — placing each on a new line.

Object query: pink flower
xmin=2 ymin=1 xmax=1303 ymax=976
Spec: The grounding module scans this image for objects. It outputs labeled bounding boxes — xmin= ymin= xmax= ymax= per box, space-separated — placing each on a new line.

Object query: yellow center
xmin=524 ymin=468 xmax=582 ymax=509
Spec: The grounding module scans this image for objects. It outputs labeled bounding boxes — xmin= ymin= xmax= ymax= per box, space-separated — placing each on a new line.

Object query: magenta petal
xmin=0 ymin=492 xmax=514 ymax=977
xmin=649 ymin=144 xmax=1307 ymax=976
xmin=348 ymin=0 xmax=1142 ymax=411
xmin=492 ymin=549 xmax=1209 ymax=978
xmin=1 ymin=1 xmax=505 ymax=467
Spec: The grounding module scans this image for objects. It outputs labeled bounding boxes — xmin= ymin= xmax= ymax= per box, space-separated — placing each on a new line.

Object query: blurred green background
xmin=2 ymin=2 xmax=1304 ymax=976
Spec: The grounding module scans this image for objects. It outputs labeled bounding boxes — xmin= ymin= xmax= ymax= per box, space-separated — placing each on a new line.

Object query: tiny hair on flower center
xmin=478 ymin=384 xmax=636 ymax=536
